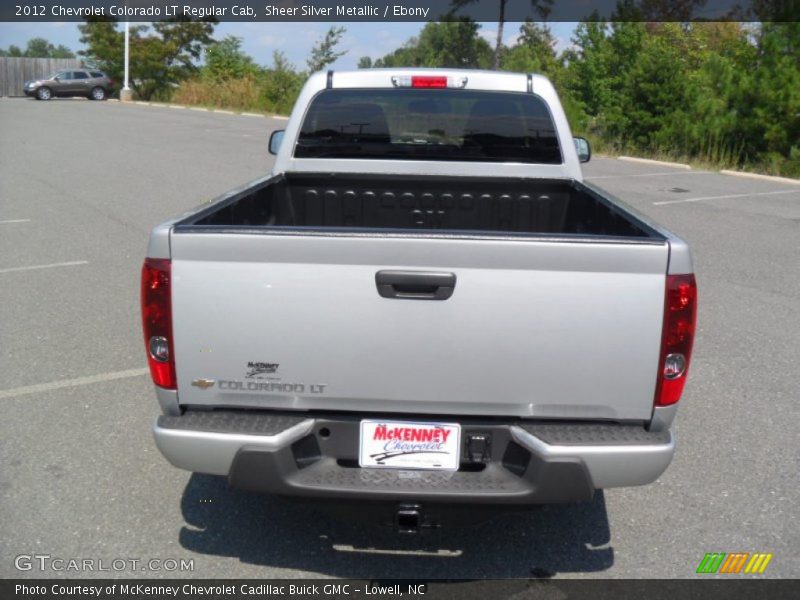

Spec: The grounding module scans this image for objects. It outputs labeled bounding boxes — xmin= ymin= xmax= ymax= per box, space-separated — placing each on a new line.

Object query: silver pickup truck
xmin=142 ymin=69 xmax=697 ymax=527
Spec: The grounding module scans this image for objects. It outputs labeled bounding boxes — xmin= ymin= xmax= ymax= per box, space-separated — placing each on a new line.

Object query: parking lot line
xmin=0 ymin=219 xmax=31 ymax=224
xmin=0 ymin=368 xmax=149 ymax=400
xmin=721 ymin=169 xmax=800 ymax=186
xmin=589 ymin=171 xmax=712 ymax=180
xmin=653 ymin=189 xmax=800 ymax=206
xmin=618 ymin=156 xmax=692 ymax=169
xmin=0 ymin=260 xmax=88 ymax=274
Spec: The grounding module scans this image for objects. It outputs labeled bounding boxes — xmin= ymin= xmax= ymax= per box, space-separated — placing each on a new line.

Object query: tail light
xmin=654 ymin=274 xmax=697 ymax=406
xmin=141 ymin=258 xmax=176 ymax=389
xmin=411 ymin=76 xmax=447 ymax=88
xmin=391 ymin=75 xmax=468 ymax=89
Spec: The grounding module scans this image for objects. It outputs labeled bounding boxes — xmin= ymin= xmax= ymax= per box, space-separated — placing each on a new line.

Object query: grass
xmin=171 ymin=77 xmax=269 ymax=115
xmin=590 ymin=140 xmax=799 ymax=180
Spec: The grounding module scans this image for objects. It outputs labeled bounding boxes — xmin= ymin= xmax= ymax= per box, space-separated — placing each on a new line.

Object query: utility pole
xmin=120 ymin=14 xmax=132 ymax=101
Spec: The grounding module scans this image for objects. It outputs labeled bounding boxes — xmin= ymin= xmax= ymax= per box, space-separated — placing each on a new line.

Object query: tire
xmin=36 ymin=87 xmax=52 ymax=101
xmin=90 ymin=86 xmax=107 ymax=101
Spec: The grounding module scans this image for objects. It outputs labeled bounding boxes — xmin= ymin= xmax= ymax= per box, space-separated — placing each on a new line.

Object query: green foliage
xmin=152 ymin=16 xmax=800 ymax=177
xmin=353 ymin=19 xmax=797 ymax=175
xmin=77 ymin=18 xmax=126 ymax=83
xmin=374 ymin=20 xmax=492 ymax=69
xmin=173 ymin=49 xmax=304 ymax=116
xmin=202 ymin=36 xmax=258 ymax=81
xmin=306 ymin=26 xmax=347 ymax=73
xmin=260 ymin=51 xmax=305 ymax=115
xmin=0 ymin=45 xmax=22 ymax=57
xmin=0 ymin=37 xmax=75 ymax=58
xmin=502 ymin=22 xmax=560 ymax=78
xmin=570 ymin=23 xmax=800 ymax=175
xmin=451 ymin=0 xmax=553 ymax=69
xmin=746 ymin=23 xmax=800 ymax=174
xmin=78 ymin=17 xmax=215 ymax=100
xmin=26 ymin=37 xmax=76 ymax=58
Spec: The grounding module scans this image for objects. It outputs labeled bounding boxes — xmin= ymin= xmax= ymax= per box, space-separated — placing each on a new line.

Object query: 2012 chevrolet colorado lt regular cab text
xmin=142 ymin=69 xmax=697 ymax=527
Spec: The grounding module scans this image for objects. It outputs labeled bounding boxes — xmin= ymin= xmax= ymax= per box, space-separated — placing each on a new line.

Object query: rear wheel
xmin=90 ymin=86 xmax=107 ymax=101
xmin=36 ymin=87 xmax=52 ymax=101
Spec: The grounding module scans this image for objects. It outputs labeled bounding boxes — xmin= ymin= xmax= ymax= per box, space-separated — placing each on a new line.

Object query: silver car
xmin=24 ymin=69 xmax=114 ymax=101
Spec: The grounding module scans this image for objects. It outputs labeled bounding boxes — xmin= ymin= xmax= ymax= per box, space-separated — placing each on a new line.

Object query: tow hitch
xmin=394 ymin=503 xmax=439 ymax=533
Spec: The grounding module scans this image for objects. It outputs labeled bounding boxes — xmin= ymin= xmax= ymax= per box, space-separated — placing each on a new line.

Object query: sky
xmin=0 ymin=21 xmax=578 ymax=70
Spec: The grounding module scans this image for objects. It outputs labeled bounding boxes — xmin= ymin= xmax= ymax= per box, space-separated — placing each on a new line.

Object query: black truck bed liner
xmin=187 ymin=173 xmax=659 ymax=239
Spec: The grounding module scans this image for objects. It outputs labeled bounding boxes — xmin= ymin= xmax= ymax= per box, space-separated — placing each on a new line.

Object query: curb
xmin=115 ymin=98 xmax=287 ymax=120
xmin=720 ymin=170 xmax=800 ymax=186
xmin=618 ymin=156 xmax=692 ymax=170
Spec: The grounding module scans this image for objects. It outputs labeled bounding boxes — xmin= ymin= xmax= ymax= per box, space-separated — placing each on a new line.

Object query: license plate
xmin=359 ymin=420 xmax=461 ymax=470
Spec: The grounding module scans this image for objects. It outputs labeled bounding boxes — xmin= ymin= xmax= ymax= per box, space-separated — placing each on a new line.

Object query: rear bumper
xmin=153 ymin=411 xmax=674 ymax=505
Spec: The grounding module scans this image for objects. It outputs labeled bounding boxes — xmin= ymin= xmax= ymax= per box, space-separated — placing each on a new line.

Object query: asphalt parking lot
xmin=0 ymin=97 xmax=798 ymax=579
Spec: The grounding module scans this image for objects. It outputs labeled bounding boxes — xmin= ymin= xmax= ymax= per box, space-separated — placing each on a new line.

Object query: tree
xmin=152 ymin=19 xmax=216 ymax=81
xmin=306 ymin=26 xmax=347 ymax=73
xmin=78 ymin=18 xmax=130 ymax=88
xmin=373 ymin=20 xmax=492 ymax=69
xmin=501 ymin=22 xmax=561 ymax=77
xmin=595 ymin=21 xmax=647 ymax=141
xmin=357 ymin=56 xmax=373 ymax=69
xmin=563 ymin=20 xmax=611 ymax=120
xmin=262 ymin=51 xmax=304 ymax=115
xmin=78 ymin=17 xmax=216 ymax=100
xmin=451 ymin=0 xmax=552 ymax=69
xmin=0 ymin=45 xmax=23 ymax=57
xmin=372 ymin=38 xmax=420 ymax=68
xmin=271 ymin=50 xmax=294 ymax=74
xmin=26 ymin=38 xmax=53 ymax=58
xmin=637 ymin=0 xmax=708 ymax=21
xmin=743 ymin=23 xmax=800 ymax=174
xmin=621 ymin=29 xmax=687 ymax=148
xmin=360 ymin=17 xmax=798 ymax=176
xmin=50 ymin=45 xmax=76 ymax=59
xmin=0 ymin=38 xmax=74 ymax=58
xmin=24 ymin=37 xmax=76 ymax=58
xmin=203 ymin=35 xmax=257 ymax=81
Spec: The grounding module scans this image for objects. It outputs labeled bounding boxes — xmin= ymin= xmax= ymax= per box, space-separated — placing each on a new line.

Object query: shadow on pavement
xmin=178 ymin=474 xmax=613 ymax=578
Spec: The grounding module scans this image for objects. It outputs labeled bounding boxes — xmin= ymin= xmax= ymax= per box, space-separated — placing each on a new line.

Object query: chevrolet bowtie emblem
xmin=191 ymin=379 xmax=215 ymax=389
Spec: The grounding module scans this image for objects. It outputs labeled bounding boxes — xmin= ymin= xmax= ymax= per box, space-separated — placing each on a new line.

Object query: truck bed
xmin=183 ymin=173 xmax=660 ymax=240
xmin=147 ymin=68 xmax=694 ymax=504
xmin=167 ymin=173 xmax=670 ymax=420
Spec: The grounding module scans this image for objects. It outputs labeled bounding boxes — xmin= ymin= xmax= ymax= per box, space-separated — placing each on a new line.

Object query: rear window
xmin=295 ymin=89 xmax=562 ymax=164
xmin=73 ymin=71 xmax=89 ymax=79
xmin=90 ymin=71 xmax=104 ymax=78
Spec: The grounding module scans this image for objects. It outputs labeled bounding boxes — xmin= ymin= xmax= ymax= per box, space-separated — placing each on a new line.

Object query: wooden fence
xmin=0 ymin=57 xmax=83 ymax=97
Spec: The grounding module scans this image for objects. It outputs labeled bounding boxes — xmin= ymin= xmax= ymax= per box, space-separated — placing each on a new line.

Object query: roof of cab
xmin=326 ymin=68 xmax=552 ymax=95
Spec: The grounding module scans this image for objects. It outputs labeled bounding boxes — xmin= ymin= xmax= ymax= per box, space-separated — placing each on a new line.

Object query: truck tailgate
xmin=170 ymin=232 xmax=668 ymax=420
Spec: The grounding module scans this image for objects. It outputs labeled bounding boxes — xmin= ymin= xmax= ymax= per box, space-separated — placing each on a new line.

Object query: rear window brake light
xmin=391 ymin=75 xmax=468 ymax=89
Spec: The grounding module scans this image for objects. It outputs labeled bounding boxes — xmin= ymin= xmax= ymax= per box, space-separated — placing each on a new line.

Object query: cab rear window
xmin=295 ymin=89 xmax=562 ymax=164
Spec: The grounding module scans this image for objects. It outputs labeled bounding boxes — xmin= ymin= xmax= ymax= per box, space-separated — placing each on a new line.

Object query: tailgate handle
xmin=375 ymin=271 xmax=456 ymax=301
